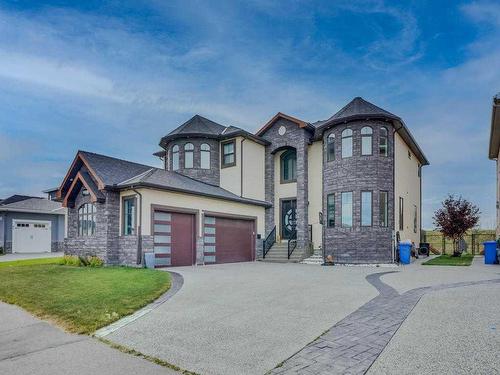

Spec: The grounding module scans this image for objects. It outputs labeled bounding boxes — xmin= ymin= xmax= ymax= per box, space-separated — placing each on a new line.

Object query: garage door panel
xmin=153 ymin=211 xmax=195 ymax=267
xmin=12 ymin=220 xmax=51 ymax=253
xmin=204 ymin=216 xmax=254 ymax=264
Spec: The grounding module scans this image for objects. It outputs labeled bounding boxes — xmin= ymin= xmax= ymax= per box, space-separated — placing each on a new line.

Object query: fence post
xmin=472 ymin=233 xmax=475 ymax=256
xmin=442 ymin=237 xmax=446 ymax=255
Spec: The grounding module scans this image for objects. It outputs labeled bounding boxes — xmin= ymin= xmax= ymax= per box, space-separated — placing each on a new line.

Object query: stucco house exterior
xmin=488 ymin=93 xmax=500 ymax=237
xmin=57 ymin=97 xmax=428 ymax=266
xmin=0 ymin=195 xmax=66 ymax=254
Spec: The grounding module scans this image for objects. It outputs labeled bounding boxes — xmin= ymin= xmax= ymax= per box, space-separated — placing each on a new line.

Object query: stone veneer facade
xmin=166 ymin=138 xmax=220 ymax=186
xmin=64 ymin=185 xmax=154 ymax=265
xmin=261 ymin=118 xmax=311 ymax=255
xmin=322 ymin=120 xmax=395 ymax=263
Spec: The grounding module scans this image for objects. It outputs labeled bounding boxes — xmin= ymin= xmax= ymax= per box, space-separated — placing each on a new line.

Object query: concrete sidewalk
xmin=0 ymin=302 xmax=177 ymax=375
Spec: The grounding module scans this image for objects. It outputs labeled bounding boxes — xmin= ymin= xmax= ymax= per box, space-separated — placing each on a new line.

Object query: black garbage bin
xmin=419 ymin=242 xmax=430 ymax=256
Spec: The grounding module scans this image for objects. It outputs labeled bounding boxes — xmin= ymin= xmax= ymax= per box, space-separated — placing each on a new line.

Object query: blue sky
xmin=0 ymin=0 xmax=499 ymax=228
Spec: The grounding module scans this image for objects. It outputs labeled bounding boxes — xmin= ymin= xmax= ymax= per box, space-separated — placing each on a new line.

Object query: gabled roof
xmin=80 ymin=151 xmax=153 ymax=187
xmin=488 ymin=93 xmax=500 ymax=159
xmin=256 ymin=112 xmax=314 ymax=136
xmin=159 ymin=115 xmax=269 ymax=149
xmin=58 ymin=151 xmax=270 ymax=208
xmin=0 ymin=196 xmax=64 ymax=215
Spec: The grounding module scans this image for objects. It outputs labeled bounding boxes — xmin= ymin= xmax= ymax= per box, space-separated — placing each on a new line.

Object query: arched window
xmin=184 ymin=143 xmax=194 ymax=169
xmin=361 ymin=126 xmax=373 ymax=156
xmin=341 ymin=129 xmax=353 ymax=158
xmin=379 ymin=127 xmax=388 ymax=156
xmin=200 ymin=143 xmax=211 ymax=169
xmin=172 ymin=145 xmax=179 ymax=171
xmin=280 ymin=149 xmax=297 ymax=183
xmin=78 ymin=203 xmax=96 ymax=236
xmin=327 ymin=133 xmax=335 ymax=161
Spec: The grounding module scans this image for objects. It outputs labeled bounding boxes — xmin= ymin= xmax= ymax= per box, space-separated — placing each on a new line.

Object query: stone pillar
xmin=296 ymin=140 xmax=309 ymax=253
xmin=264 ymin=148 xmax=275 ymax=236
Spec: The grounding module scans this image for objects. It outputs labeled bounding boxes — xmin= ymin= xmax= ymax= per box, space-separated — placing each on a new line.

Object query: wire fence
xmin=422 ymin=230 xmax=496 ymax=255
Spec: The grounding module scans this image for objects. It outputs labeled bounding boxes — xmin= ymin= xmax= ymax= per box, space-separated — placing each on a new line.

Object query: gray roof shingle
xmin=158 ymin=115 xmax=269 ymax=148
xmin=118 ymin=167 xmax=270 ymax=207
xmin=0 ymin=197 xmax=64 ymax=214
xmin=80 ymin=151 xmax=270 ymax=207
xmin=80 ymin=151 xmax=152 ymax=187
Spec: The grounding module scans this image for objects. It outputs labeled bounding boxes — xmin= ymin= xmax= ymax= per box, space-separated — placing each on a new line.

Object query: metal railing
xmin=288 ymin=229 xmax=297 ymax=259
xmin=263 ymin=226 xmax=276 ymax=258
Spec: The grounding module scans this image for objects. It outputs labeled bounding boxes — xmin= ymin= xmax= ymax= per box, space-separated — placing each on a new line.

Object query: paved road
xmin=106 ymin=262 xmax=382 ymax=375
xmin=0 ymin=302 xmax=177 ymax=375
xmin=0 ymin=252 xmax=63 ymax=262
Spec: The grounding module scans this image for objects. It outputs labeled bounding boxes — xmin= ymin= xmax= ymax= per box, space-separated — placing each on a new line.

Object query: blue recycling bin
xmin=399 ymin=242 xmax=411 ymax=264
xmin=483 ymin=241 xmax=498 ymax=264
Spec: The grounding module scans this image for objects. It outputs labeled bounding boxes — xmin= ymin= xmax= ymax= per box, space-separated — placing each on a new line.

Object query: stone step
xmin=260 ymin=258 xmax=301 ymax=263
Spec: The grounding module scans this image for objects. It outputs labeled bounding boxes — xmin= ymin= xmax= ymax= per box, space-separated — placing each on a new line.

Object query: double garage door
xmin=152 ymin=210 xmax=255 ymax=267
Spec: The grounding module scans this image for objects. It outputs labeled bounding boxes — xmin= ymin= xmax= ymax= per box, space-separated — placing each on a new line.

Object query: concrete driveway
xmin=106 ymin=262 xmax=382 ymax=375
xmin=0 ymin=252 xmax=63 ymax=262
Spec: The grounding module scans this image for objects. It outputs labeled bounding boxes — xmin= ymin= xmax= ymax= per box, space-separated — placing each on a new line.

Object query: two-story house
xmin=57 ymin=97 xmax=428 ymax=266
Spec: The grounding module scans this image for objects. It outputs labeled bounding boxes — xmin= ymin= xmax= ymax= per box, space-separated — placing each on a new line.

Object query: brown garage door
xmin=153 ymin=210 xmax=195 ymax=267
xmin=203 ymin=216 xmax=255 ymax=264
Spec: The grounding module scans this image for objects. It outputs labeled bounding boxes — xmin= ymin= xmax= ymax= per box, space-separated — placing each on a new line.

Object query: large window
xmin=201 ymin=143 xmax=211 ymax=169
xmin=222 ymin=140 xmax=236 ymax=167
xmin=399 ymin=197 xmax=404 ymax=231
xmin=172 ymin=145 xmax=179 ymax=171
xmin=341 ymin=192 xmax=353 ymax=227
xmin=184 ymin=143 xmax=194 ymax=168
xmin=379 ymin=127 xmax=388 ymax=156
xmin=361 ymin=126 xmax=373 ymax=156
xmin=327 ymin=194 xmax=335 ymax=227
xmin=78 ymin=203 xmax=96 ymax=236
xmin=361 ymin=191 xmax=372 ymax=226
xmin=281 ymin=149 xmax=297 ymax=183
xmin=123 ymin=197 xmax=136 ymax=235
xmin=379 ymin=191 xmax=388 ymax=227
xmin=327 ymin=133 xmax=335 ymax=161
xmin=341 ymin=129 xmax=353 ymax=158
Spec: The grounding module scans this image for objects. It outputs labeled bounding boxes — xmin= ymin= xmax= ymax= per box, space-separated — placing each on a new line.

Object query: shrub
xmin=87 ymin=256 xmax=104 ymax=267
xmin=61 ymin=255 xmax=104 ymax=267
xmin=0 ymin=246 xmax=4 ymax=255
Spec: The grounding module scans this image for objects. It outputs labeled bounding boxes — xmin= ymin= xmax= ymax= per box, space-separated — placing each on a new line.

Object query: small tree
xmin=433 ymin=195 xmax=480 ymax=256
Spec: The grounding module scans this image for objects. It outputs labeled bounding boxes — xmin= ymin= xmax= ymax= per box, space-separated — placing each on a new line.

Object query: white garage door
xmin=12 ymin=220 xmax=51 ymax=253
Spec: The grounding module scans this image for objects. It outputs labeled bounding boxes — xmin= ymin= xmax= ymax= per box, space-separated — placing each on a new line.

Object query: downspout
xmin=240 ymin=138 xmax=246 ymax=197
xmin=393 ymin=121 xmax=404 ymax=263
xmin=132 ymin=188 xmax=143 ymax=265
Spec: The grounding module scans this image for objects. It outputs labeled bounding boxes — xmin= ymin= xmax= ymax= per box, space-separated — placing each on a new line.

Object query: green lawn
xmin=422 ymin=253 xmax=474 ymax=266
xmin=0 ymin=257 xmax=63 ymax=268
xmin=0 ymin=260 xmax=170 ymax=334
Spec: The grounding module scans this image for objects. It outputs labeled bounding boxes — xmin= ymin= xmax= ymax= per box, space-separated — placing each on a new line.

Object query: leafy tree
xmin=433 ymin=195 xmax=480 ymax=256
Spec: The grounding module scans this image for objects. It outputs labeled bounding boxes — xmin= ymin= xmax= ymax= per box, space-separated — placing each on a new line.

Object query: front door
xmin=281 ymin=199 xmax=297 ymax=240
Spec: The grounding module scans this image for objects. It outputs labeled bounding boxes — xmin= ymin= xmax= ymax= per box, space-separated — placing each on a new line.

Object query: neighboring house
xmin=488 ymin=93 xmax=500 ymax=237
xmin=57 ymin=97 xmax=428 ymax=266
xmin=0 ymin=195 xmax=66 ymax=254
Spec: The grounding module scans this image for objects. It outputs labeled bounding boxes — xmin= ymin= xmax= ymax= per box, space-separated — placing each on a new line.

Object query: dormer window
xmin=184 ymin=143 xmax=194 ymax=168
xmin=172 ymin=145 xmax=179 ymax=171
xmin=201 ymin=143 xmax=211 ymax=169
xmin=221 ymin=140 xmax=236 ymax=168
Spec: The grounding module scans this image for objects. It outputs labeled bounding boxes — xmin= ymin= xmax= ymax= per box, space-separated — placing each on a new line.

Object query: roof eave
xmin=489 ymin=98 xmax=500 ymax=160
xmin=116 ymin=182 xmax=271 ymax=208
